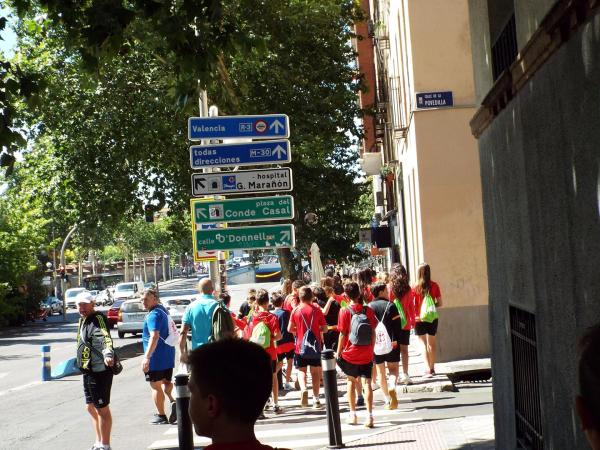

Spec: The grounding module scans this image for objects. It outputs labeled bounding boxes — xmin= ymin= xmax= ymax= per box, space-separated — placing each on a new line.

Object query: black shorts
xmin=83 ymin=370 xmax=113 ymax=409
xmin=397 ymin=329 xmax=411 ymax=346
xmin=145 ymin=368 xmax=173 ymax=383
xmin=415 ymin=319 xmax=439 ymax=336
xmin=337 ymin=356 xmax=372 ymax=379
xmin=277 ymin=350 xmax=295 ymax=362
xmin=294 ymin=353 xmax=321 ymax=368
xmin=374 ymin=345 xmax=401 ymax=364
xmin=323 ymin=330 xmax=340 ymax=351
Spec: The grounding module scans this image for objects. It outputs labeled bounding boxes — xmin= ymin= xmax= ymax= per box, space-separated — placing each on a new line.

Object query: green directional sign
xmin=195 ymin=224 xmax=295 ymax=251
xmin=191 ymin=196 xmax=294 ymax=224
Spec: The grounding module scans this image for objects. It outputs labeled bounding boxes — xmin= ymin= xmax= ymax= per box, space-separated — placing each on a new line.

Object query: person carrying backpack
xmin=248 ymin=289 xmax=282 ymax=413
xmin=272 ymin=293 xmax=295 ymax=391
xmin=368 ymin=282 xmax=403 ymax=410
xmin=336 ymin=281 xmax=377 ymax=428
xmin=288 ymin=286 xmax=328 ymax=409
xmin=389 ymin=263 xmax=415 ymax=385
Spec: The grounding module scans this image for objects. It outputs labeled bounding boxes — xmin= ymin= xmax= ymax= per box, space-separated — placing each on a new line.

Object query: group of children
xmin=225 ymin=262 xmax=442 ymax=429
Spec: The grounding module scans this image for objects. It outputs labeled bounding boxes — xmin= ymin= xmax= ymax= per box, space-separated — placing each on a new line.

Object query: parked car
xmin=117 ymin=299 xmax=148 ymax=338
xmin=113 ymin=281 xmax=144 ymax=301
xmin=144 ymin=282 xmax=155 ymax=290
xmin=161 ymin=295 xmax=195 ymax=324
xmin=88 ymin=290 xmax=100 ymax=304
xmin=107 ymin=299 xmax=125 ymax=329
xmin=65 ymin=288 xmax=88 ymax=309
xmin=42 ymin=296 xmax=63 ymax=315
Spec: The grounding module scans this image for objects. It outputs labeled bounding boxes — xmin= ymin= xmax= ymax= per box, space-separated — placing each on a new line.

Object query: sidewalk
xmin=331 ymin=336 xmax=495 ymax=449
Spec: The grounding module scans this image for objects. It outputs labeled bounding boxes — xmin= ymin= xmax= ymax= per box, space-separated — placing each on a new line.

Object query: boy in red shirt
xmin=336 ymin=281 xmax=377 ymax=428
xmin=248 ymin=289 xmax=282 ymax=412
xmin=288 ymin=286 xmax=328 ymax=409
xmin=186 ymin=339 xmax=290 ymax=450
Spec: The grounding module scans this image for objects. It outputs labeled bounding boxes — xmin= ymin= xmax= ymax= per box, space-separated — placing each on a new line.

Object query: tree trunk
xmin=143 ymin=256 xmax=148 ymax=283
xmin=277 ymin=248 xmax=300 ymax=281
xmin=125 ymin=255 xmax=129 ymax=282
xmin=78 ymin=258 xmax=83 ymax=286
xmin=162 ymin=256 xmax=167 ymax=281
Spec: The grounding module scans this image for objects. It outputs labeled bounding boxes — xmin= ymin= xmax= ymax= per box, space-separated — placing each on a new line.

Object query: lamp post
xmin=60 ymin=224 xmax=79 ymax=321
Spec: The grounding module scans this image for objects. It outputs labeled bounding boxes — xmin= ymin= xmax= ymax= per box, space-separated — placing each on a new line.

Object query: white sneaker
xmin=284 ymin=382 xmax=294 ymax=391
xmin=400 ymin=373 xmax=412 ymax=385
xmin=371 ymin=382 xmax=380 ymax=390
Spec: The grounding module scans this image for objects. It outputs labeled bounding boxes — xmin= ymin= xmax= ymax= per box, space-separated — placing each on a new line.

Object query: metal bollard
xmin=41 ymin=345 xmax=51 ymax=381
xmin=321 ymin=349 xmax=344 ymax=448
xmin=175 ymin=373 xmax=194 ymax=450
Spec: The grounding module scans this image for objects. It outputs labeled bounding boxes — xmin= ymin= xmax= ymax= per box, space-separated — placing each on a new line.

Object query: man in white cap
xmin=75 ymin=291 xmax=115 ymax=450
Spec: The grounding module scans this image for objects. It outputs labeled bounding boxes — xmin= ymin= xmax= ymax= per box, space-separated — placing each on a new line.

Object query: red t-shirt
xmin=205 ymin=441 xmax=276 ymax=450
xmin=289 ymin=303 xmax=327 ymax=354
xmin=283 ymin=293 xmax=299 ymax=312
xmin=412 ymin=281 xmax=441 ymax=322
xmin=250 ymin=311 xmax=280 ymax=360
xmin=362 ymin=287 xmax=374 ymax=304
xmin=230 ymin=312 xmax=247 ymax=332
xmin=337 ymin=303 xmax=377 ymax=365
xmin=388 ymin=285 xmax=415 ymax=330
xmin=333 ymin=293 xmax=347 ymax=306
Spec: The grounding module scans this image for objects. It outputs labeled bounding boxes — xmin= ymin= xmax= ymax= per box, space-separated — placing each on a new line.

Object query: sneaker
xmin=364 ymin=415 xmax=374 ymax=428
xmin=300 ymin=390 xmax=309 ymax=408
xmin=356 ymin=395 xmax=365 ymax=407
xmin=273 ymin=405 xmax=283 ymax=414
xmin=284 ymin=382 xmax=294 ymax=391
xmin=423 ymin=370 xmax=433 ymax=379
xmin=371 ymin=382 xmax=380 ymax=391
xmin=347 ymin=414 xmax=358 ymax=425
xmin=312 ymin=399 xmax=323 ymax=410
xmin=400 ymin=373 xmax=412 ymax=385
xmin=169 ymin=401 xmax=177 ymax=424
xmin=385 ymin=390 xmax=398 ymax=410
xmin=150 ymin=414 xmax=168 ymax=425
xmin=258 ymin=412 xmax=266 ymax=420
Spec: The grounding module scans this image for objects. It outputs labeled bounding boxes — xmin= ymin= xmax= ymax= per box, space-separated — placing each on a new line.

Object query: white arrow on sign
xmin=270 ymin=120 xmax=285 ymax=134
xmin=280 ymin=230 xmax=291 ymax=242
xmin=196 ymin=208 xmax=208 ymax=219
xmin=273 ymin=145 xmax=286 ymax=159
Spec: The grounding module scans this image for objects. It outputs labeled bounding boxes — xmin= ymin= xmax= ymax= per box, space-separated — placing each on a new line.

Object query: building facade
xmin=356 ymin=0 xmax=490 ymax=362
xmin=468 ymin=1 xmax=600 ymax=448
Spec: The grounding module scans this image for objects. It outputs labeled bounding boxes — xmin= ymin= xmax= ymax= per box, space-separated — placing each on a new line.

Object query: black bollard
xmin=321 ymin=349 xmax=344 ymax=448
xmin=175 ymin=373 xmax=194 ymax=450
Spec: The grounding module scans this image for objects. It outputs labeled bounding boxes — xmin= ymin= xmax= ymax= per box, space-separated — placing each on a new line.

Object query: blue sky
xmin=0 ymin=6 xmax=16 ymax=56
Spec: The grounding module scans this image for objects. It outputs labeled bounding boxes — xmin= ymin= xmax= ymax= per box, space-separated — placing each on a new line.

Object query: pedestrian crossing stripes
xmin=148 ymin=390 xmax=421 ymax=449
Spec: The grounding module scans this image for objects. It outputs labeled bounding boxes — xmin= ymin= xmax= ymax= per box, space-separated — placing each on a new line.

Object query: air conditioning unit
xmin=358 ymin=150 xmax=383 ymax=176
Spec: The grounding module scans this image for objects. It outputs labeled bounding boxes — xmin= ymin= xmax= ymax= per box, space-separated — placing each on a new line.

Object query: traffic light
xmin=144 ymin=205 xmax=154 ymax=223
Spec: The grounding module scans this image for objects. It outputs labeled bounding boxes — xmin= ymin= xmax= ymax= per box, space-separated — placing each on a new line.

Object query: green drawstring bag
xmin=394 ymin=299 xmax=407 ymax=329
xmin=420 ymin=293 xmax=439 ymax=323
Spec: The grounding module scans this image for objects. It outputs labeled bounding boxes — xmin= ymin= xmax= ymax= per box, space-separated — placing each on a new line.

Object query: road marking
xmin=0 ymin=380 xmax=43 ymax=397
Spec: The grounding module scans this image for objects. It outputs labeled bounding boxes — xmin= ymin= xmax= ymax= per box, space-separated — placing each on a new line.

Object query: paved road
xmin=0 ymin=274 xmax=277 ymax=450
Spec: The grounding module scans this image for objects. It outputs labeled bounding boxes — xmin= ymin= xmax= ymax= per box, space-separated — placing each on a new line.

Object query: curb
xmin=398 ymin=377 xmax=456 ymax=393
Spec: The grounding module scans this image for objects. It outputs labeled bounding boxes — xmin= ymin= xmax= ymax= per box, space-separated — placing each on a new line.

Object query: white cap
xmin=76 ymin=292 xmax=95 ymax=304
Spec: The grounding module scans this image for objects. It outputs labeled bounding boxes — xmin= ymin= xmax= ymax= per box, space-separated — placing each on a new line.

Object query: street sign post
xmin=191 ymin=168 xmax=293 ymax=196
xmin=188 ymin=114 xmax=290 ymax=140
xmin=190 ymin=140 xmax=291 ymax=169
xmin=194 ymin=224 xmax=295 ymax=251
xmin=191 ymin=195 xmax=294 ymax=224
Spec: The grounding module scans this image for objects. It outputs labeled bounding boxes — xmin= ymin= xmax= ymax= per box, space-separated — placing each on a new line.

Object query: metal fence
xmin=492 ymin=14 xmax=518 ymax=81
xmin=510 ymin=305 xmax=544 ymax=449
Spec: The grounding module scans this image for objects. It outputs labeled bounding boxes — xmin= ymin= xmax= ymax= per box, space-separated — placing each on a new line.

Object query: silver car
xmin=117 ymin=299 xmax=148 ymax=339
xmin=161 ymin=295 xmax=195 ymax=324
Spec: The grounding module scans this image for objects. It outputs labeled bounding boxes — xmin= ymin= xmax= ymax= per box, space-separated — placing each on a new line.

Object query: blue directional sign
xmin=190 ymin=140 xmax=291 ymax=169
xmin=188 ymin=114 xmax=290 ymax=140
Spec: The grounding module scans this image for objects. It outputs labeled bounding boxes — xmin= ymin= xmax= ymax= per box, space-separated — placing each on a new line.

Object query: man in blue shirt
xmin=180 ymin=278 xmax=218 ymax=356
xmin=142 ymin=289 xmax=176 ymax=425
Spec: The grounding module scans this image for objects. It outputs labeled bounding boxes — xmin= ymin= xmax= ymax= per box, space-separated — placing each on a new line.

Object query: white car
xmin=65 ymin=288 xmax=88 ymax=309
xmin=117 ymin=299 xmax=148 ymax=339
xmin=161 ymin=295 xmax=195 ymax=324
xmin=113 ymin=281 xmax=144 ymax=301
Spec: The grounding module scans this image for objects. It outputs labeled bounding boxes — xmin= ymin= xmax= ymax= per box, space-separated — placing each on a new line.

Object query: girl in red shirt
xmin=412 ymin=263 xmax=442 ymax=377
xmin=389 ymin=264 xmax=414 ymax=385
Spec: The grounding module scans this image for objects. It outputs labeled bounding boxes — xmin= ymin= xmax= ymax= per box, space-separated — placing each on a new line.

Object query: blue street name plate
xmin=188 ymin=114 xmax=290 ymax=140
xmin=416 ymin=91 xmax=453 ymax=109
xmin=190 ymin=140 xmax=291 ymax=169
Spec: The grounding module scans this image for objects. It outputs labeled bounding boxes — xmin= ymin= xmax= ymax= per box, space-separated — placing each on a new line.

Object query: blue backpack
xmin=299 ymin=310 xmax=321 ymax=360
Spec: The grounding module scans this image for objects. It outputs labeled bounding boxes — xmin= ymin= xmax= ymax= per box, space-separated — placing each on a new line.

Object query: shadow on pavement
xmin=117 ymin=341 xmax=144 ymax=361
xmin=344 ymin=440 xmax=417 ymax=448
